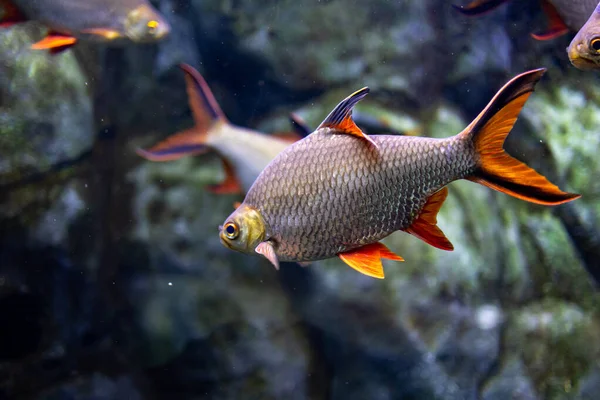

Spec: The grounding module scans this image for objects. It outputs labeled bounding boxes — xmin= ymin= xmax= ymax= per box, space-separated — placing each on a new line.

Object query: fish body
xmin=1 ymin=0 xmax=170 ymax=51
xmin=568 ymin=3 xmax=600 ymax=70
xmin=137 ymin=64 xmax=308 ymax=194
xmin=454 ymin=0 xmax=597 ymax=40
xmin=243 ymin=132 xmax=467 ymax=261
xmin=220 ymin=69 xmax=580 ymax=279
xmin=548 ymin=0 xmax=598 ymax=31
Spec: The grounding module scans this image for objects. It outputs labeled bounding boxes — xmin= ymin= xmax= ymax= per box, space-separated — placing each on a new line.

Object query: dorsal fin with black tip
xmin=318 ymin=87 xmax=378 ymax=148
xmin=289 ymin=113 xmax=311 ymax=138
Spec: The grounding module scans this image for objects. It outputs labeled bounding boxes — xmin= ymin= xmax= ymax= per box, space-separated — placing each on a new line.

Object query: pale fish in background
xmin=0 ymin=0 xmax=170 ymax=52
xmin=453 ymin=0 xmax=598 ymax=40
xmin=137 ymin=64 xmax=310 ymax=194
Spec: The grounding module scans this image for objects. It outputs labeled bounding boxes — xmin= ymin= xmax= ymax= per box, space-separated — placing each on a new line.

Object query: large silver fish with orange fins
xmin=137 ymin=64 xmax=309 ymax=194
xmin=219 ymin=68 xmax=580 ymax=279
xmin=454 ymin=0 xmax=598 ymax=41
xmin=0 ymin=0 xmax=170 ymax=52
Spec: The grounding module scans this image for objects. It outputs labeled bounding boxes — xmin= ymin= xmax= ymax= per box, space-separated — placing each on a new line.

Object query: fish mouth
xmin=568 ymin=46 xmax=599 ymax=71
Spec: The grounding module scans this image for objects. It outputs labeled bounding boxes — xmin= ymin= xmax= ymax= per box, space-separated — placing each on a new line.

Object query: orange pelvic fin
xmin=0 ymin=0 xmax=26 ymax=27
xmin=31 ymin=33 xmax=77 ymax=51
xmin=338 ymin=242 xmax=404 ymax=279
xmin=403 ymin=187 xmax=454 ymax=251
xmin=256 ymin=241 xmax=279 ymax=270
xmin=461 ymin=68 xmax=580 ymax=205
xmin=318 ymin=87 xmax=379 ymax=149
xmin=452 ymin=0 xmax=510 ymax=16
xmin=530 ymin=0 xmax=569 ymax=40
xmin=206 ymin=157 xmax=243 ymax=194
xmin=80 ymin=28 xmax=122 ymax=40
xmin=136 ymin=64 xmax=227 ymax=161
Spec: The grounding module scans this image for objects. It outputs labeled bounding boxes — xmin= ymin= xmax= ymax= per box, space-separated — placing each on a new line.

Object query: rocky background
xmin=1 ymin=0 xmax=599 ymax=399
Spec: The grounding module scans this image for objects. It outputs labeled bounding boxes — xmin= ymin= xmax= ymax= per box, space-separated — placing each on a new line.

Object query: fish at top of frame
xmin=219 ymin=68 xmax=579 ymax=279
xmin=0 ymin=0 xmax=170 ymax=53
xmin=137 ymin=64 xmax=310 ymax=195
xmin=453 ymin=0 xmax=598 ymax=41
xmin=567 ymin=3 xmax=600 ymax=70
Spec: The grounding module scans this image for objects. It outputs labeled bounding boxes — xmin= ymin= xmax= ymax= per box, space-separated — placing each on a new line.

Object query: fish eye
xmin=224 ymin=222 xmax=239 ymax=240
xmin=147 ymin=20 xmax=158 ymax=32
xmin=590 ymin=37 xmax=600 ymax=52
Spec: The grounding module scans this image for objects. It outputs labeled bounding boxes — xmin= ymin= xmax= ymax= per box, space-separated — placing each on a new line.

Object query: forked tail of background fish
xmin=459 ymin=68 xmax=579 ymax=205
xmin=136 ymin=64 xmax=310 ymax=194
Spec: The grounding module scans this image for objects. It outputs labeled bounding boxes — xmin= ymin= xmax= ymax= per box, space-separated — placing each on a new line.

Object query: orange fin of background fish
xmin=31 ymin=34 xmax=77 ymax=51
xmin=0 ymin=0 xmax=26 ymax=27
xmin=232 ymin=201 xmax=241 ymax=209
xmin=403 ymin=187 xmax=454 ymax=251
xmin=452 ymin=0 xmax=510 ymax=16
xmin=462 ymin=68 xmax=580 ymax=205
xmin=256 ymin=241 xmax=279 ymax=270
xmin=530 ymin=0 xmax=569 ymax=40
xmin=180 ymin=64 xmax=227 ymax=132
xmin=80 ymin=28 xmax=122 ymax=40
xmin=318 ymin=87 xmax=378 ymax=149
xmin=338 ymin=242 xmax=404 ymax=279
xmin=136 ymin=128 xmax=210 ymax=161
xmin=289 ymin=113 xmax=311 ymax=138
xmin=206 ymin=158 xmax=243 ymax=194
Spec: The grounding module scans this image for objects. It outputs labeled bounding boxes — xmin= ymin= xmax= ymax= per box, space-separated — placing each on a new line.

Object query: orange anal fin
xmin=530 ymin=0 xmax=569 ymax=40
xmin=206 ymin=157 xmax=243 ymax=194
xmin=318 ymin=87 xmax=378 ymax=149
xmin=452 ymin=0 xmax=510 ymax=16
xmin=31 ymin=34 xmax=77 ymax=51
xmin=136 ymin=128 xmax=210 ymax=162
xmin=403 ymin=187 xmax=454 ymax=251
xmin=338 ymin=242 xmax=404 ymax=279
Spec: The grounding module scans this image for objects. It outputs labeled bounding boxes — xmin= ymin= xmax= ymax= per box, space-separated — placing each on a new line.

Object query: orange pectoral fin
xmin=403 ymin=187 xmax=454 ymax=251
xmin=452 ymin=0 xmax=510 ymax=16
xmin=136 ymin=128 xmax=210 ymax=161
xmin=318 ymin=87 xmax=379 ymax=149
xmin=338 ymin=242 xmax=404 ymax=279
xmin=206 ymin=157 xmax=243 ymax=194
xmin=31 ymin=33 xmax=77 ymax=51
xmin=80 ymin=28 xmax=122 ymax=40
xmin=530 ymin=0 xmax=569 ymax=40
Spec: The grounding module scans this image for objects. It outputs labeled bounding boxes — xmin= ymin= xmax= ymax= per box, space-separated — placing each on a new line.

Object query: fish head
xmin=124 ymin=4 xmax=171 ymax=42
xmin=219 ymin=204 xmax=267 ymax=255
xmin=567 ymin=13 xmax=600 ymax=71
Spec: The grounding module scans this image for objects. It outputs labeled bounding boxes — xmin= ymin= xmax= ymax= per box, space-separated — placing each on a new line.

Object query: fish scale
xmin=244 ymin=132 xmax=474 ymax=261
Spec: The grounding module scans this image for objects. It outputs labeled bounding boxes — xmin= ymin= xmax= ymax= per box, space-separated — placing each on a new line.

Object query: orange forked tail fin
xmin=136 ymin=64 xmax=227 ymax=161
xmin=461 ymin=68 xmax=580 ymax=205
